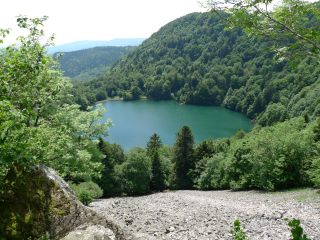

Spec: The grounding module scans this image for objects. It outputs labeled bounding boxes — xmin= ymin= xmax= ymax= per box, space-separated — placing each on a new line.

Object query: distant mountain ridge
xmin=56 ymin=46 xmax=135 ymax=81
xmin=48 ymin=38 xmax=145 ymax=54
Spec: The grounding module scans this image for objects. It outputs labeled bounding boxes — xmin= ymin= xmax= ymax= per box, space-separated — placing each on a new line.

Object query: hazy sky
xmin=1 ymin=0 xmax=204 ymax=45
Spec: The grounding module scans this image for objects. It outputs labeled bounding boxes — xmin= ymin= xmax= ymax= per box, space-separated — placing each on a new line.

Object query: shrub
xmin=77 ymin=191 xmax=93 ymax=206
xmin=232 ymin=219 xmax=249 ymax=240
xmin=70 ymin=181 xmax=103 ymax=205
xmin=288 ymin=219 xmax=310 ymax=240
xmin=114 ymin=148 xmax=151 ymax=195
xmin=225 ymin=117 xmax=314 ymax=191
xmin=195 ymin=154 xmax=228 ymax=190
xmin=231 ymin=219 xmax=310 ymax=240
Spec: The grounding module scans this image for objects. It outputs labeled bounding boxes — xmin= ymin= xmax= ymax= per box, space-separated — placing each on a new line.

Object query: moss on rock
xmin=0 ymin=165 xmax=92 ymax=240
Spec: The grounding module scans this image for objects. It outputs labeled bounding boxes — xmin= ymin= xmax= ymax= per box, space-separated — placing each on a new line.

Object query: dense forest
xmin=74 ymin=12 xmax=320 ymax=126
xmin=55 ymin=46 xmax=135 ymax=81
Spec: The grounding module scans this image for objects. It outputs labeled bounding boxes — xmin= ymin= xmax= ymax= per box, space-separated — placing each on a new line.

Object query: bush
xmin=195 ymin=154 xmax=229 ymax=190
xmin=114 ymin=148 xmax=151 ymax=195
xmin=70 ymin=181 xmax=103 ymax=205
xmin=77 ymin=191 xmax=93 ymax=206
xmin=309 ymin=118 xmax=320 ymax=187
xmin=225 ymin=118 xmax=314 ymax=190
xmin=288 ymin=219 xmax=310 ymax=240
xmin=232 ymin=220 xmax=249 ymax=240
xmin=231 ymin=219 xmax=310 ymax=240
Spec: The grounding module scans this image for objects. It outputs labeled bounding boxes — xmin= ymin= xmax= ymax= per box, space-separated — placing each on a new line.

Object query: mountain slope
xmin=56 ymin=46 xmax=135 ymax=80
xmin=75 ymin=12 xmax=320 ymax=124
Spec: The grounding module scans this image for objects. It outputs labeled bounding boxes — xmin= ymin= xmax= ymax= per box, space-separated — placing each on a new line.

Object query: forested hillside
xmin=56 ymin=46 xmax=135 ymax=81
xmin=74 ymin=12 xmax=320 ymax=125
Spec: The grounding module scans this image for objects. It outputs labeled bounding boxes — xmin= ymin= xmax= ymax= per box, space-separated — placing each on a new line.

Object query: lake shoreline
xmin=98 ymin=97 xmax=254 ymax=122
xmin=100 ymin=100 xmax=253 ymax=149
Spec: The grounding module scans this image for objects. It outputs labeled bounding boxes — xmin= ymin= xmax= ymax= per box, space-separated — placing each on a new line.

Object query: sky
xmin=0 ymin=0 xmax=204 ymax=45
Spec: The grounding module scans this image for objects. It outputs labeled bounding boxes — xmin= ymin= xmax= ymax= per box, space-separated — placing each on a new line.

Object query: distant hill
xmin=56 ymin=46 xmax=135 ymax=80
xmin=48 ymin=38 xmax=145 ymax=54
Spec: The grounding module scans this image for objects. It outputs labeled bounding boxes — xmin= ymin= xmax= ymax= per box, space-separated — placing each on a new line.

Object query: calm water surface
xmin=101 ymin=100 xmax=252 ymax=150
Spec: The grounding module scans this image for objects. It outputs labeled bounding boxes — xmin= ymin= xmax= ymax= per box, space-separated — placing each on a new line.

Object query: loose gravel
xmin=90 ymin=189 xmax=320 ymax=240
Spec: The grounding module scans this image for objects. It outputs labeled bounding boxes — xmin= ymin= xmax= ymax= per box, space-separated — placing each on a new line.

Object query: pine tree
xmin=173 ymin=126 xmax=195 ymax=189
xmin=147 ymin=134 xmax=166 ymax=191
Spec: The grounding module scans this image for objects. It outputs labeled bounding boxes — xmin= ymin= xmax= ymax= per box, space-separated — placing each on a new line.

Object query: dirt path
xmin=90 ymin=189 xmax=320 ymax=240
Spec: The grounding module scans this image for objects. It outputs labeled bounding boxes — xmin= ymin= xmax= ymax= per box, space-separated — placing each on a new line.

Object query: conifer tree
xmin=147 ymin=134 xmax=166 ymax=191
xmin=173 ymin=126 xmax=195 ymax=189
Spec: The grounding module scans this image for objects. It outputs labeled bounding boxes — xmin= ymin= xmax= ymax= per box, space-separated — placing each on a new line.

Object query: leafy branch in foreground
xmin=202 ymin=0 xmax=320 ymax=60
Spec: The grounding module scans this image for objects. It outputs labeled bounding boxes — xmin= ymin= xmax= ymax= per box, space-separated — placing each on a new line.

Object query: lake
xmin=101 ymin=100 xmax=252 ymax=149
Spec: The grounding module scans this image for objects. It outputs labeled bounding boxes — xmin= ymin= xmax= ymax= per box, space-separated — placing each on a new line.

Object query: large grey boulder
xmin=0 ymin=165 xmax=133 ymax=240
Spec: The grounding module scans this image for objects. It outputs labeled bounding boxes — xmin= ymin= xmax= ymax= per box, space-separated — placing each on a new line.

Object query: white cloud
xmin=0 ymin=0 xmax=204 ymax=45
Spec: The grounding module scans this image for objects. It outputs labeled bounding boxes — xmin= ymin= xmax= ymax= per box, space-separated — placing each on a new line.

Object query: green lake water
xmin=101 ymin=100 xmax=253 ymax=150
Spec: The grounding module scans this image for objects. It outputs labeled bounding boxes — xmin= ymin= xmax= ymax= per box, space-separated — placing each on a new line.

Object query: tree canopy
xmin=0 ymin=16 xmax=110 ymax=180
xmin=55 ymin=46 xmax=135 ymax=81
xmin=203 ymin=0 xmax=320 ymax=59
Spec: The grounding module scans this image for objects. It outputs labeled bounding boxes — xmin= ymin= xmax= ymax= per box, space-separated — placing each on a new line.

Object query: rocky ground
xmin=90 ymin=189 xmax=320 ymax=240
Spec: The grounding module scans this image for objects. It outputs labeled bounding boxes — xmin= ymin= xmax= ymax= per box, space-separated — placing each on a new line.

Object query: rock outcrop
xmin=0 ymin=165 xmax=132 ymax=240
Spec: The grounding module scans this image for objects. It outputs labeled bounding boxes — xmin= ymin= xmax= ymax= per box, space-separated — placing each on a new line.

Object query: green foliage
xmin=240 ymin=118 xmax=313 ymax=190
xmin=313 ymin=118 xmax=320 ymax=142
xmin=147 ymin=134 xmax=166 ymax=191
xmin=205 ymin=0 xmax=320 ymax=59
xmin=70 ymin=181 xmax=103 ymax=206
xmin=172 ymin=126 xmax=195 ymax=189
xmin=0 ymin=17 xmax=110 ymax=180
xmin=193 ymin=117 xmax=318 ymax=191
xmin=191 ymin=139 xmax=229 ymax=186
xmin=309 ymin=118 xmax=320 ymax=188
xmin=93 ymin=139 xmax=173 ymax=197
xmin=77 ymin=191 xmax=93 ymax=206
xmin=55 ymin=46 xmax=135 ymax=80
xmin=195 ymin=154 xmax=229 ymax=190
xmin=288 ymin=219 xmax=310 ymax=240
xmin=37 ymin=235 xmax=51 ymax=240
xmin=232 ymin=220 xmax=249 ymax=240
xmin=114 ymin=148 xmax=151 ymax=195
xmin=96 ymin=138 xmax=125 ymax=197
xmin=230 ymin=218 xmax=311 ymax=240
xmin=256 ymin=103 xmax=287 ymax=126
